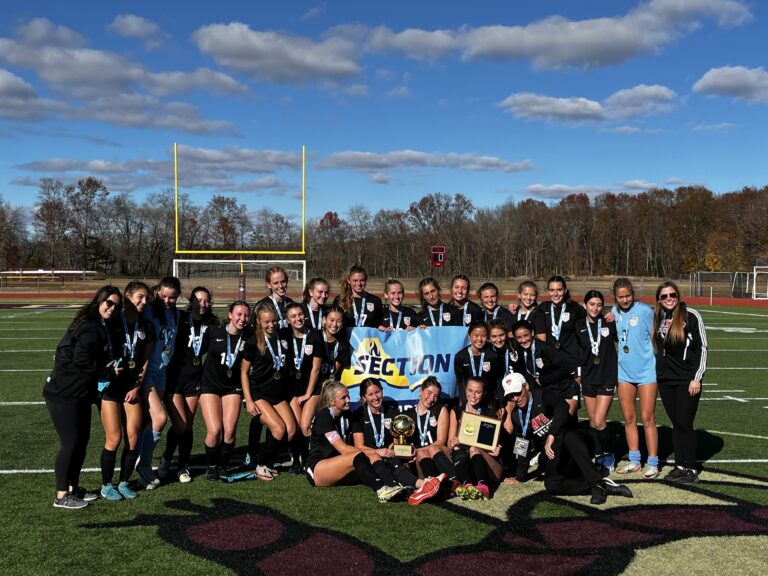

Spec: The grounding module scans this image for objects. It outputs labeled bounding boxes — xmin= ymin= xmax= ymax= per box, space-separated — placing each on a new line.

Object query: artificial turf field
xmin=1 ymin=304 xmax=767 ymax=575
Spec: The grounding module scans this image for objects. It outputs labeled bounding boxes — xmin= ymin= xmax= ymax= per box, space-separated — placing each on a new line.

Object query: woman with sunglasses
xmin=652 ymin=281 xmax=707 ymax=485
xmin=45 ymin=286 xmax=123 ymax=508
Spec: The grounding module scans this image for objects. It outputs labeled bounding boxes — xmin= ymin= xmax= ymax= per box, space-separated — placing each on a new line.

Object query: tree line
xmin=1 ymin=178 xmax=766 ymax=280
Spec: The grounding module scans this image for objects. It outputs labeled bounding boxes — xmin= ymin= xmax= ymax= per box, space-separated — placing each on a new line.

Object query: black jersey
xmin=170 ymin=312 xmax=217 ymax=384
xmin=540 ymin=301 xmax=585 ymax=364
xmin=256 ymin=295 xmax=294 ymax=332
xmin=575 ymin=316 xmax=618 ymax=386
xmin=44 ymin=318 xmax=116 ymax=404
xmin=450 ymin=300 xmax=484 ymax=326
xmin=515 ymin=307 xmax=547 ymax=335
xmin=654 ymin=307 xmax=707 ymax=382
xmin=453 ymin=346 xmax=504 ymax=403
xmin=417 ymin=302 xmax=463 ymax=327
xmin=307 ymin=407 xmax=352 ymax=467
xmin=509 ymin=385 xmax=545 ymax=441
xmin=302 ymin=303 xmax=327 ymax=333
xmin=482 ymin=305 xmax=516 ymax=331
xmin=516 ymin=339 xmax=576 ymax=388
xmin=318 ymin=333 xmax=350 ymax=380
xmin=201 ymin=324 xmax=247 ymax=394
xmin=379 ymin=305 xmax=418 ymax=330
xmin=350 ymin=405 xmax=398 ymax=449
xmin=333 ymin=292 xmax=383 ymax=328
xmin=243 ymin=334 xmax=291 ymax=401
xmin=402 ymin=405 xmax=443 ymax=448
xmin=288 ymin=330 xmax=323 ymax=395
xmin=111 ymin=311 xmax=155 ymax=395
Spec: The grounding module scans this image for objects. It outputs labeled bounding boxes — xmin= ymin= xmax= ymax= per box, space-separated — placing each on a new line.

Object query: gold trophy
xmin=390 ymin=414 xmax=415 ymax=458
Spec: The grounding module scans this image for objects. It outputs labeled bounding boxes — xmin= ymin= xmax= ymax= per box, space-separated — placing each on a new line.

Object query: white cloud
xmin=108 ymin=14 xmax=165 ymax=49
xmin=387 ymin=85 xmax=411 ymax=100
xmin=523 ymin=184 xmax=611 ymax=199
xmin=192 ymin=23 xmax=360 ymax=84
xmin=145 ymin=68 xmax=248 ymax=96
xmin=367 ymin=27 xmax=457 ymax=60
xmin=621 ymin=179 xmax=658 ymax=190
xmin=611 ymin=125 xmax=642 ymax=134
xmin=15 ymin=18 xmax=86 ymax=48
xmin=693 ymin=66 xmax=768 ymax=102
xmin=690 ymin=122 xmax=736 ymax=132
xmin=369 ymin=172 xmax=390 ymax=184
xmin=665 ymin=177 xmax=684 ymax=184
xmin=301 ymin=3 xmax=327 ymax=21
xmin=318 ymin=150 xmax=532 ymax=175
xmin=499 ymin=84 xmax=675 ymax=123
xmin=0 ymin=68 xmax=64 ymax=119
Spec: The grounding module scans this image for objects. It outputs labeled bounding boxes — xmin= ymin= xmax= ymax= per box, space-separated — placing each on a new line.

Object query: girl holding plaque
xmin=301 ymin=277 xmax=330 ymax=332
xmin=378 ymin=279 xmax=418 ymax=331
xmin=334 ymin=265 xmax=383 ymax=328
xmin=255 ymin=266 xmax=294 ymax=333
xmin=609 ymin=278 xmax=660 ymax=479
xmin=242 ymin=302 xmax=296 ymax=481
xmin=477 ymin=282 xmax=515 ymax=328
xmin=137 ymin=276 xmax=182 ymax=490
xmin=45 ymin=286 xmax=123 ymax=509
xmin=574 ymin=290 xmax=618 ymax=471
xmin=199 ymin=301 xmax=250 ymax=481
xmin=160 ymin=286 xmax=217 ymax=484
xmin=286 ymin=302 xmax=323 ymax=474
xmin=306 ymin=380 xmax=406 ymax=502
xmin=416 ymin=277 xmax=463 ymax=327
xmin=98 ymin=281 xmax=154 ymax=501
xmin=448 ymin=274 xmax=483 ymax=326
xmin=448 ymin=377 xmax=503 ymax=500
xmin=653 ymin=281 xmax=707 ymax=485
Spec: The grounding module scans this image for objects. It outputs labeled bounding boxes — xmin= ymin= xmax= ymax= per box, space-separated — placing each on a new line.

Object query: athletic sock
xmin=451 ymin=448 xmax=471 ymax=485
xmin=220 ymin=442 xmax=235 ymax=468
xmin=205 ymin=443 xmax=222 ymax=468
xmin=119 ymin=449 xmax=139 ymax=482
xmin=259 ymin=432 xmax=279 ymax=467
xmin=433 ymin=451 xmax=457 ymax=481
xmin=372 ymin=460 xmax=397 ymax=486
xmin=470 ymin=454 xmax=488 ymax=485
xmin=179 ymin=429 xmax=194 ymax=469
xmin=353 ymin=453 xmax=384 ymax=492
xmin=590 ymin=426 xmax=604 ymax=456
xmin=628 ymin=449 xmax=641 ymax=466
xmin=248 ymin=419 xmax=263 ymax=464
xmin=163 ymin=427 xmax=180 ymax=462
xmin=647 ymin=455 xmax=659 ymax=467
xmin=301 ymin=434 xmax=310 ymax=463
xmin=290 ymin=435 xmax=305 ymax=465
xmin=101 ymin=448 xmax=117 ymax=485
xmin=419 ymin=457 xmax=439 ymax=478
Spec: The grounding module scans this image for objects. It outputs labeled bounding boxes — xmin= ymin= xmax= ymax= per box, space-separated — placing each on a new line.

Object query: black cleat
xmin=600 ymin=478 xmax=633 ymax=498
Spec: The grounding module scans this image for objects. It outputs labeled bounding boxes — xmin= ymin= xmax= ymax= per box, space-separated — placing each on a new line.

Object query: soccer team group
xmin=43 ymin=264 xmax=707 ymax=509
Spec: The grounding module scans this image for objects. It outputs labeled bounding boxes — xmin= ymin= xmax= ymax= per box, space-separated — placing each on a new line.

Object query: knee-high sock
xmin=372 ymin=460 xmax=397 ymax=486
xmin=353 ymin=453 xmax=384 ymax=492
xmin=248 ymin=419 xmax=263 ymax=463
xmin=205 ymin=443 xmax=221 ymax=468
xmin=101 ymin=448 xmax=117 ymax=485
xmin=138 ymin=427 xmax=162 ymax=471
xmin=470 ymin=454 xmax=487 ymax=485
xmin=163 ymin=427 xmax=180 ymax=462
xmin=119 ymin=449 xmax=139 ymax=482
xmin=433 ymin=451 xmax=457 ymax=481
xmin=259 ymin=432 xmax=280 ymax=466
xmin=419 ymin=457 xmax=439 ymax=478
xmin=451 ymin=448 xmax=471 ymax=484
xmin=178 ymin=429 xmax=194 ymax=468
xmin=220 ymin=442 xmax=235 ymax=468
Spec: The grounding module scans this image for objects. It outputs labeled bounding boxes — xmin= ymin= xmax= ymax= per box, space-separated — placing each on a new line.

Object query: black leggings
xmin=658 ymin=379 xmax=700 ymax=469
xmin=47 ymin=399 xmax=92 ymax=492
xmin=544 ymin=429 xmax=602 ymax=496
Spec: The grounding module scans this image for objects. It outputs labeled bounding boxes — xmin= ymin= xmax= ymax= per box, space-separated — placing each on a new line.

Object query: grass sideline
xmin=1 ymin=304 xmax=768 ymax=575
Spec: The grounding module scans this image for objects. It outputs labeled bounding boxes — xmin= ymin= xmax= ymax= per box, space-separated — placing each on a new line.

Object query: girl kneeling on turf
xmin=305 ymin=380 xmax=406 ymax=502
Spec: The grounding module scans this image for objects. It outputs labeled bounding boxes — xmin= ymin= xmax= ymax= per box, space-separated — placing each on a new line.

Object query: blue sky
xmin=1 ymin=0 xmax=766 ymax=226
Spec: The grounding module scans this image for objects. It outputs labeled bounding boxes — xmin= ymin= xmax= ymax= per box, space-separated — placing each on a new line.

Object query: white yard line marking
xmin=0 ymin=401 xmax=45 ymax=406
xmin=707 ymin=429 xmax=768 ymax=441
xmin=701 ymin=397 xmax=768 ymax=402
xmin=702 ymin=310 xmax=768 ymax=318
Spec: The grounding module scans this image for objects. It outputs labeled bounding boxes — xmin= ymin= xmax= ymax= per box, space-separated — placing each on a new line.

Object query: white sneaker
xmin=617 ymin=462 xmax=641 ymax=474
xmin=376 ymin=485 xmax=405 ymax=503
xmin=642 ymin=464 xmax=659 ymax=480
xmin=177 ymin=468 xmax=193 ymax=483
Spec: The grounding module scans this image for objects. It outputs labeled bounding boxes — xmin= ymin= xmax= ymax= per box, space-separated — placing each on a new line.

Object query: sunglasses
xmin=659 ymin=292 xmax=678 ymax=301
xmin=104 ymin=299 xmax=119 ymax=309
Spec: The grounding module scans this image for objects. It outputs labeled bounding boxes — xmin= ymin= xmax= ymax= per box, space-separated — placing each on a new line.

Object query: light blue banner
xmin=340 ymin=327 xmax=469 ymax=402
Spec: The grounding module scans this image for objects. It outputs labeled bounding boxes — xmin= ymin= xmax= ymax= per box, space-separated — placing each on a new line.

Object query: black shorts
xmin=175 ymin=379 xmax=202 ymax=397
xmin=201 ymin=380 xmax=243 ymax=397
xmin=305 ymin=460 xmax=318 ymax=486
xmin=100 ymin=381 xmax=134 ymax=403
xmin=581 ymin=381 xmax=616 ymax=398
xmin=548 ymin=380 xmax=580 ymax=401
xmin=251 ymin=380 xmax=290 ymax=405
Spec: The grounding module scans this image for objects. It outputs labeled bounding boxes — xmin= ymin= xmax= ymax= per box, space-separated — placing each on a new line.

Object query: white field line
xmin=701 ymin=310 xmax=768 ymax=318
xmin=0 ymin=401 xmax=45 ymax=405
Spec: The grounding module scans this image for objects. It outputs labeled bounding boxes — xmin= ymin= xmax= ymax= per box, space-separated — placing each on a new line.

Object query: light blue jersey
xmin=612 ymin=301 xmax=656 ymax=384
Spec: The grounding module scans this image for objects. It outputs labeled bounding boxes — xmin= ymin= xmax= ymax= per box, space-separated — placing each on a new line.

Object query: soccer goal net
xmin=172 ymin=259 xmax=306 ymax=302
xmin=753 ymin=266 xmax=768 ymax=300
xmin=690 ymin=271 xmax=752 ymax=298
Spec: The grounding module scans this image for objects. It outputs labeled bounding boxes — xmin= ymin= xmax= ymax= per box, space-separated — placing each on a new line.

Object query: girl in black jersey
xmin=448 ymin=377 xmax=503 ymax=499
xmin=512 ymin=320 xmax=579 ymax=415
xmin=286 ymin=302 xmax=323 ymax=474
xmin=488 ymin=319 xmax=524 ymax=376
xmin=334 ymin=265 xmax=383 ymax=328
xmin=453 ymin=321 xmax=504 ymax=404
xmin=255 ymin=266 xmax=293 ymax=332
xmin=575 ymin=290 xmax=618 ymax=470
xmin=378 ymin=278 xmax=417 ymax=331
xmin=199 ymin=301 xmax=249 ymax=481
xmin=306 ymin=380 xmax=406 ymax=502
xmin=45 ymin=286 xmax=123 ymax=509
xmin=351 ymin=378 xmax=442 ymax=505
xmin=302 ymin=276 xmax=330 ymax=332
xmin=417 ymin=277 xmax=462 ymax=327
xmin=98 ymin=281 xmax=154 ymax=501
xmin=508 ymin=281 xmax=546 ymax=334
xmin=652 ymin=281 xmax=707 ymax=485
xmin=402 ymin=377 xmax=457 ymax=496
xmin=160 ymin=286 xmax=216 ymax=484
xmin=478 ymin=282 xmax=516 ymax=328
xmin=449 ymin=274 xmax=483 ymax=326
xmin=242 ymin=302 xmax=297 ymax=481
xmin=539 ymin=276 xmax=585 ymax=361
xmin=320 ymin=306 xmax=350 ymax=380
